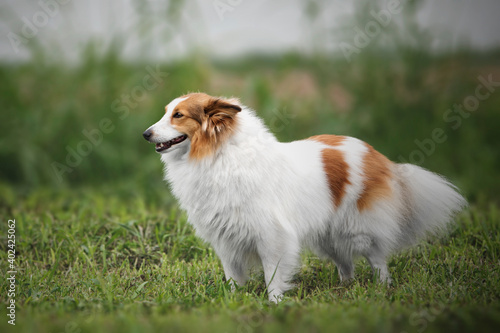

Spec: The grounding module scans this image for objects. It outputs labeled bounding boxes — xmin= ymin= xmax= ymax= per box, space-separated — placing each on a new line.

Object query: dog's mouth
xmin=155 ymin=134 xmax=188 ymax=152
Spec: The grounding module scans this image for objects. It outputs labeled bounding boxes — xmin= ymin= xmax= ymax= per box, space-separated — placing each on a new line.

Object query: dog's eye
xmin=173 ymin=112 xmax=183 ymax=118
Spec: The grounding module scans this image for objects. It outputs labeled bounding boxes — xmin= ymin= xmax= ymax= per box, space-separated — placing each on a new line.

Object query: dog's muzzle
xmin=143 ymin=129 xmax=153 ymax=141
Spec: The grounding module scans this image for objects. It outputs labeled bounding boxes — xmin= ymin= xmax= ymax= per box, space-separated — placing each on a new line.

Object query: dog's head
xmin=143 ymin=93 xmax=241 ymax=160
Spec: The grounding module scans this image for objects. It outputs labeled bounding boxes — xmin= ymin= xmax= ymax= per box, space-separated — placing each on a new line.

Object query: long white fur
xmin=146 ymin=96 xmax=467 ymax=302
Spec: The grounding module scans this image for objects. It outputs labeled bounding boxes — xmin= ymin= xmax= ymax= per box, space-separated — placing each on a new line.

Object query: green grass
xmin=1 ymin=184 xmax=499 ymax=333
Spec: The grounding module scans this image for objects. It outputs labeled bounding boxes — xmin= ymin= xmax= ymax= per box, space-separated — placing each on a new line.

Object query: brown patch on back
xmin=321 ymin=148 xmax=351 ymax=208
xmin=308 ymin=134 xmax=346 ymax=147
xmin=357 ymin=143 xmax=393 ymax=211
xmin=308 ymin=135 xmax=349 ymax=208
xmin=168 ymin=93 xmax=241 ymax=160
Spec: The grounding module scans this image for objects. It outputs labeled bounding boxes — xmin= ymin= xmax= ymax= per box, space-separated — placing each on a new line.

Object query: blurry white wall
xmin=1 ymin=0 xmax=499 ymax=63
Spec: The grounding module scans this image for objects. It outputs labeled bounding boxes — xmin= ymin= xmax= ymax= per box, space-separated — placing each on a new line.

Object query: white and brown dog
xmin=143 ymin=93 xmax=466 ymax=302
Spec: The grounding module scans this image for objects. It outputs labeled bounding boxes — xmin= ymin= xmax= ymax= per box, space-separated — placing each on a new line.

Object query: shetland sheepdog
xmin=143 ymin=93 xmax=466 ymax=302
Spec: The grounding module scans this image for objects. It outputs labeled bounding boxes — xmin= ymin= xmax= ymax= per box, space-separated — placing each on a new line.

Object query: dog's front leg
xmin=258 ymin=239 xmax=300 ymax=303
xmin=215 ymin=249 xmax=249 ymax=292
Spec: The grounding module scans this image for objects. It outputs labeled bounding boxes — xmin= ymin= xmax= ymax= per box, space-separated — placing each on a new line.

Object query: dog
xmin=143 ymin=92 xmax=466 ymax=302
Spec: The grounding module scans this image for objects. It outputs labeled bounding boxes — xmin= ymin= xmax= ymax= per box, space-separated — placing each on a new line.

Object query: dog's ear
xmin=203 ymin=98 xmax=241 ymax=135
xmin=204 ymin=98 xmax=241 ymax=117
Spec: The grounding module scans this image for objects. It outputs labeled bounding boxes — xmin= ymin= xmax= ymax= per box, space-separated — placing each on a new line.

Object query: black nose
xmin=143 ymin=129 xmax=153 ymax=141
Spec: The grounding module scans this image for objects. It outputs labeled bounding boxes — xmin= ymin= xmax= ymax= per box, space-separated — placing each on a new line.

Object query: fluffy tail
xmin=396 ymin=164 xmax=467 ymax=245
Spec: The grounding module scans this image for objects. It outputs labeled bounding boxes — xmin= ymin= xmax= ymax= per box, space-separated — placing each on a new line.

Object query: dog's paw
xmin=268 ymin=290 xmax=284 ymax=304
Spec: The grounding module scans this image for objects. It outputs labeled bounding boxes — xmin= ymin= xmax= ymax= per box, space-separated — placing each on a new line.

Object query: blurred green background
xmin=1 ymin=0 xmax=499 ymax=204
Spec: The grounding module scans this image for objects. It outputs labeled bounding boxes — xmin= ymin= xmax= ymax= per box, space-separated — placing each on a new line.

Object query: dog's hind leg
xmin=363 ymin=242 xmax=392 ymax=284
xmin=316 ymin=235 xmax=355 ymax=282
xmin=324 ymin=248 xmax=355 ymax=282
xmin=333 ymin=256 xmax=355 ymax=282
